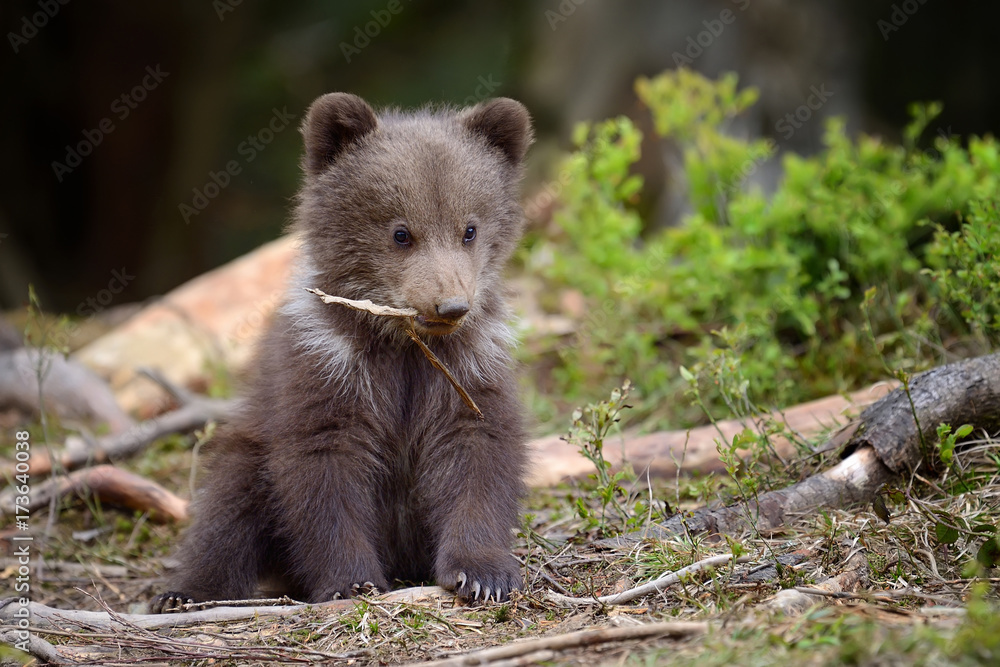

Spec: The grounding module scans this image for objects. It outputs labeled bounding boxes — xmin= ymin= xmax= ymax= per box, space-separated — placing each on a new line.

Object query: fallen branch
xmin=0 ymin=464 xmax=188 ymax=523
xmin=0 ymin=586 xmax=449 ymax=632
xmin=545 ymin=554 xmax=751 ymax=607
xmin=412 ymin=621 xmax=709 ymax=666
xmin=308 ymin=288 xmax=484 ymax=420
xmin=602 ymin=353 xmax=1000 ymax=547
xmin=0 ymin=598 xmax=348 ymax=631
xmin=603 ymin=446 xmax=893 ymax=546
xmin=0 ymin=627 xmax=74 ymax=665
xmin=0 ymin=390 xmax=232 ymax=480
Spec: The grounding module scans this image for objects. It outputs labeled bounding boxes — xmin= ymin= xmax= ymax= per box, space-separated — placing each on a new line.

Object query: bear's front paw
xmin=150 ymin=591 xmax=195 ymax=614
xmin=316 ymin=576 xmax=389 ymax=602
xmin=437 ymin=553 xmax=522 ymax=603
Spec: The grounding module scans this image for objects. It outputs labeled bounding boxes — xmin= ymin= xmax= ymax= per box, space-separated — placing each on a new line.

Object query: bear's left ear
xmin=460 ymin=98 xmax=534 ymax=165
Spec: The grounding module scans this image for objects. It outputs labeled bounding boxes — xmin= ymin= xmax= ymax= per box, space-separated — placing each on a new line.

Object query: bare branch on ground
xmin=602 ymin=353 xmax=1000 ymax=547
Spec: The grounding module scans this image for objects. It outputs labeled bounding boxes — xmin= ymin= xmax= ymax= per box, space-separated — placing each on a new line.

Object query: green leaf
xmin=872 ymin=495 xmax=891 ymax=524
xmin=935 ymin=522 xmax=960 ymax=545
xmin=955 ymin=424 xmax=974 ymax=439
xmin=976 ymin=537 xmax=1000 ymax=568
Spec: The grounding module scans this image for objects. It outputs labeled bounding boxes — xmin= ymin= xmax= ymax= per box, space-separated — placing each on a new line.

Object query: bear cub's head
xmin=294 ymin=93 xmax=533 ymax=337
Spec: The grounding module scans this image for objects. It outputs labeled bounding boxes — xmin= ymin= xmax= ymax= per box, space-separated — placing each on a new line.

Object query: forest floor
xmin=3 ymin=418 xmax=998 ymax=666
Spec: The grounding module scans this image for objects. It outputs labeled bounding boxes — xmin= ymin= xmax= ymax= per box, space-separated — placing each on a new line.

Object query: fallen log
xmin=73 ymin=235 xmax=297 ymax=415
xmin=847 ymin=353 xmax=1000 ymax=473
xmin=603 ymin=353 xmax=1000 ymax=546
xmin=0 ymin=464 xmax=188 ymax=523
xmin=5 ymin=354 xmax=988 ymax=528
xmin=0 ymin=347 xmax=134 ymax=434
xmin=526 ymin=383 xmax=894 ymax=486
xmin=1 ymin=373 xmax=887 ymax=491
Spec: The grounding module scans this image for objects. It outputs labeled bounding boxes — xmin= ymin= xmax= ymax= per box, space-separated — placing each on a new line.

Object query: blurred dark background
xmin=2 ymin=0 xmax=998 ymax=312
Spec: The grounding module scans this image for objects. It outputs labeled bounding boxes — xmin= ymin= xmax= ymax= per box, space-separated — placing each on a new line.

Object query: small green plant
xmin=565 ymin=381 xmax=635 ymax=536
xmin=925 ymin=198 xmax=1000 ymax=347
xmin=935 ymin=422 xmax=974 ymax=480
xmin=341 ymin=599 xmax=379 ymax=639
xmin=490 ymin=604 xmax=513 ymax=624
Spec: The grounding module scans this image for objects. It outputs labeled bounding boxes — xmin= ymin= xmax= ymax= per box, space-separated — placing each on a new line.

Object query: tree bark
xmin=847 ymin=352 xmax=1000 ymax=473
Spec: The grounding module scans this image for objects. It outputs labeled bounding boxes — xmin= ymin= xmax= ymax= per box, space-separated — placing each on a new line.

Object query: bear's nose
xmin=436 ymin=297 xmax=470 ymax=320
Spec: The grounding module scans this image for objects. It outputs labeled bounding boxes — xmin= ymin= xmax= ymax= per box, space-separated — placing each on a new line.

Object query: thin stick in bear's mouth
xmin=306 ymin=288 xmax=485 ymax=420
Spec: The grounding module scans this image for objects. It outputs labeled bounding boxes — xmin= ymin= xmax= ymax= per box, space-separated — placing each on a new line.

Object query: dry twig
xmin=545 ymin=554 xmax=751 ymax=606
xmin=308 ymin=287 xmax=484 ymax=419
xmin=412 ymin=621 xmax=708 ymax=666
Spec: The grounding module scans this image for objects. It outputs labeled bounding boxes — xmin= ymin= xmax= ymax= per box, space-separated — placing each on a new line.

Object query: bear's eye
xmin=463 ymin=225 xmax=477 ymax=244
xmin=394 ymin=229 xmax=411 ymax=246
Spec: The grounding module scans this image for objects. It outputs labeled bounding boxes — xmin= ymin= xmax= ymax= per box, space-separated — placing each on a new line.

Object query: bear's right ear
xmin=301 ymin=93 xmax=378 ymax=177
xmin=460 ymin=98 xmax=533 ymax=166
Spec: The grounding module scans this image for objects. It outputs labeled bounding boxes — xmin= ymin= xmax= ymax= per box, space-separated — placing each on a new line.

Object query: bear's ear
xmin=301 ymin=93 xmax=378 ymax=176
xmin=460 ymin=98 xmax=533 ymax=165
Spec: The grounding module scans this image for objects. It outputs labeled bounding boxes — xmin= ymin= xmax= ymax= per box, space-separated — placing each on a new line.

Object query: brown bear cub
xmin=151 ymin=93 xmax=532 ymax=611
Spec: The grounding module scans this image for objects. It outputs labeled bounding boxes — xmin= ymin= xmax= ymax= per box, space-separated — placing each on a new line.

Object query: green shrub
xmin=925 ymin=199 xmax=1000 ymax=348
xmin=522 ymin=68 xmax=1000 ymax=426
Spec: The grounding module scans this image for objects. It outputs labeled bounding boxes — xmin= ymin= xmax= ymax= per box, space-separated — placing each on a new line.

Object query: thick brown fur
xmin=151 ymin=94 xmax=532 ymax=611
